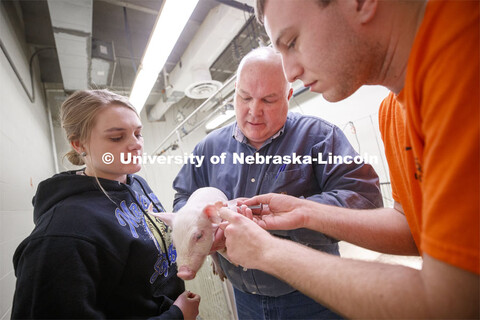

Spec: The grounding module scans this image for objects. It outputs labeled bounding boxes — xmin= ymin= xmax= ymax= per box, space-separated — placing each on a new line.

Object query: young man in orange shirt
xmin=218 ymin=0 xmax=479 ymax=318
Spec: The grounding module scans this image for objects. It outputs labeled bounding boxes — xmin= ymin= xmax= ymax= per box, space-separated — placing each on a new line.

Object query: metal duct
xmin=184 ymin=65 xmax=222 ymax=99
xmin=47 ymin=0 xmax=92 ymax=91
xmin=148 ymin=3 xmax=248 ymax=121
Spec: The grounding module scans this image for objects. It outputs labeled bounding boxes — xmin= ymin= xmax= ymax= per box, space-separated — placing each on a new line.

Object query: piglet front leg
xmin=210 ymin=252 xmax=226 ymax=281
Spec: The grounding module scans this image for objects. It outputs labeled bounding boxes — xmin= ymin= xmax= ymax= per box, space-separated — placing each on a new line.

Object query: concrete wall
xmin=0 ymin=3 xmax=57 ymax=319
xmin=289 ymin=85 xmax=393 ymax=206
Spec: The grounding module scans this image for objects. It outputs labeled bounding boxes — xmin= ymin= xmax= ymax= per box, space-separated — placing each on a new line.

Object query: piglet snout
xmin=177 ymin=266 xmax=197 ymax=280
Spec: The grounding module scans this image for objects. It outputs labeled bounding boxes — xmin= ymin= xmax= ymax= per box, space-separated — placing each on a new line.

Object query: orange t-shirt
xmin=379 ymin=0 xmax=479 ymax=274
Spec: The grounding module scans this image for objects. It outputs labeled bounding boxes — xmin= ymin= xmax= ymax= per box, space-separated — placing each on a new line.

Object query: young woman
xmin=11 ymin=90 xmax=200 ymax=319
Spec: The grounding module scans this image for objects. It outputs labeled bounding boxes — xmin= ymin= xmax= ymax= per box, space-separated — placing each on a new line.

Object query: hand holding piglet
xmin=218 ymin=207 xmax=277 ymax=270
xmin=152 ymin=187 xmax=243 ymax=281
xmin=209 ymin=197 xmax=250 ymax=254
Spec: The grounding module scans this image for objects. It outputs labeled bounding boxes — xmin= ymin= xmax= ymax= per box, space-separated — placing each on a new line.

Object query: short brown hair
xmin=254 ymin=0 xmax=267 ymax=24
xmin=255 ymin=0 xmax=332 ymax=24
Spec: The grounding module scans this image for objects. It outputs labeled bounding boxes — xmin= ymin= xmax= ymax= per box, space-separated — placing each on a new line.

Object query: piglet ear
xmin=202 ymin=202 xmax=223 ymax=224
xmin=151 ymin=211 xmax=175 ymax=227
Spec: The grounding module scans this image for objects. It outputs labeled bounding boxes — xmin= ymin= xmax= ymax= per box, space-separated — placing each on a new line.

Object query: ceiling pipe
xmin=214 ymin=0 xmax=254 ymax=13
xmin=96 ymin=0 xmax=158 ymax=16
xmin=148 ymin=3 xmax=248 ymax=121
xmin=152 ymin=75 xmax=236 ymax=155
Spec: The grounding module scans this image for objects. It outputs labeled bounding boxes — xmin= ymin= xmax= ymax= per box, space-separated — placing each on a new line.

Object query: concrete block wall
xmin=289 ymin=85 xmax=393 ymax=206
xmin=0 ymin=4 xmax=56 ymax=318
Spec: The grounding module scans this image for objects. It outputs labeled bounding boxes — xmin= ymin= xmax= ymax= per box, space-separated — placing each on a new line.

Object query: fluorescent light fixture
xmin=129 ymin=0 xmax=199 ymax=113
xmin=205 ymin=109 xmax=235 ymax=131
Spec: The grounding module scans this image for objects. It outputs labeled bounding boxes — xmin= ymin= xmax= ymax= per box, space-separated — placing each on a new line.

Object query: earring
xmin=81 ymin=152 xmax=87 ymax=157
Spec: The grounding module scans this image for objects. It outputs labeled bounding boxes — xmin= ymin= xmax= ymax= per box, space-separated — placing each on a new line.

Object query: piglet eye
xmin=195 ymin=232 xmax=203 ymax=241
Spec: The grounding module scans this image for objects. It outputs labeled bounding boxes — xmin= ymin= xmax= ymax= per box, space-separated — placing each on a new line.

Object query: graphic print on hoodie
xmin=11 ymin=170 xmax=185 ymax=319
xmin=115 ymin=188 xmax=178 ymax=283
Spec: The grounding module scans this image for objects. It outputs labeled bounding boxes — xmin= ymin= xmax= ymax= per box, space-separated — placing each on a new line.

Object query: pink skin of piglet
xmin=151 ymin=187 xmax=235 ymax=281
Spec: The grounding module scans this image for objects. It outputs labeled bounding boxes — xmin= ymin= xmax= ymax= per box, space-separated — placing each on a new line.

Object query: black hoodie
xmin=11 ymin=170 xmax=184 ymax=319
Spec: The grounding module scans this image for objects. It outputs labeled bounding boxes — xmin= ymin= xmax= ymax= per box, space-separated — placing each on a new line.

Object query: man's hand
xmin=241 ymin=193 xmax=310 ymax=230
xmin=218 ymin=207 xmax=276 ymax=269
xmin=209 ymin=198 xmax=251 ymax=254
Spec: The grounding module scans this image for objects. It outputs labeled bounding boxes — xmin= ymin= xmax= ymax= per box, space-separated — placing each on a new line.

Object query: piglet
xmin=151 ymin=187 xmax=233 ymax=281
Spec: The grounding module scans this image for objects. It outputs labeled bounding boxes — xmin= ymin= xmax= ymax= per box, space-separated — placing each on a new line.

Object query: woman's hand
xmin=173 ymin=290 xmax=200 ymax=320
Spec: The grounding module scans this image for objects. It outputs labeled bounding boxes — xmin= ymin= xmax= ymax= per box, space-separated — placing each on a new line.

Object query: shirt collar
xmin=394 ymin=89 xmax=406 ymax=110
xmin=232 ymin=121 xmax=286 ymax=149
